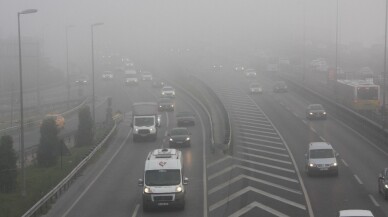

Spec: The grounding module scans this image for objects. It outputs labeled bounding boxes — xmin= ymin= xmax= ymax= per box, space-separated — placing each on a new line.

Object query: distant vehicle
xmin=336 ymin=80 xmax=380 ymax=111
xmin=233 ymin=64 xmax=245 ymax=72
xmin=102 ymin=71 xmax=113 ymax=80
xmin=176 ymin=111 xmax=195 ymax=126
xmin=305 ymin=142 xmax=339 ymax=176
xmin=378 ymin=168 xmax=388 ymax=199
xmin=211 ymin=64 xmax=223 ymax=72
xmin=306 ymin=104 xmax=327 ymax=120
xmin=244 ymin=68 xmax=257 ymax=78
xmin=161 ymin=86 xmax=176 ymax=98
xmin=131 ymin=102 xmax=161 ymax=142
xmin=124 ymin=69 xmax=137 ymax=77
xmin=141 ymin=71 xmax=153 ymax=81
xmin=273 ymin=81 xmax=288 ymax=93
xmin=138 ymin=148 xmax=188 ymax=211
xmin=75 ymin=76 xmax=88 ymax=85
xmin=338 ymin=209 xmax=374 ymax=217
xmin=158 ymin=97 xmax=175 ymax=112
xmin=168 ymin=127 xmax=191 ymax=147
xmin=152 ymin=79 xmax=165 ymax=88
xmin=249 ymin=83 xmax=263 ymax=94
xmin=125 ymin=74 xmax=138 ymax=86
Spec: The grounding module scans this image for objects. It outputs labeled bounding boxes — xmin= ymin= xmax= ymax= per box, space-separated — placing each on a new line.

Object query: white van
xmin=138 ymin=148 xmax=188 ymax=211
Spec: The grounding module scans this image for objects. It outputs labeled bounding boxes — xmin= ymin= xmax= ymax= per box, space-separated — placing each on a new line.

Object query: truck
xmin=131 ymin=102 xmax=161 ymax=142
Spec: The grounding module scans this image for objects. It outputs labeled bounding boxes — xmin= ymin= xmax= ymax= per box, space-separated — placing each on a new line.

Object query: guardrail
xmin=21 ymin=115 xmax=120 ymax=217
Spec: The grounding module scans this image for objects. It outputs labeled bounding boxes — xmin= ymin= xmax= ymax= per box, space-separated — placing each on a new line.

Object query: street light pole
xmin=383 ymin=0 xmax=387 ymax=129
xmin=66 ymin=25 xmax=74 ymax=109
xmin=91 ymin=23 xmax=103 ymax=125
xmin=334 ymin=0 xmax=339 ymax=100
xmin=17 ymin=8 xmax=37 ymax=197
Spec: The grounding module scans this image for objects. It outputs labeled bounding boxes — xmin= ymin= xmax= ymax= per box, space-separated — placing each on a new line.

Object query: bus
xmin=336 ymin=80 xmax=380 ymax=111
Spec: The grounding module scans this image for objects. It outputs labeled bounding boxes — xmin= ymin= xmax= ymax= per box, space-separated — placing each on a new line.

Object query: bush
xmin=0 ymin=135 xmax=17 ymax=193
xmin=76 ymin=105 xmax=93 ymax=147
xmin=37 ymin=118 xmax=60 ymax=167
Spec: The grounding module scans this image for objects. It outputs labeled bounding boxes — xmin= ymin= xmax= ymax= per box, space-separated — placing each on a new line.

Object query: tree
xmin=37 ymin=117 xmax=60 ymax=167
xmin=0 ymin=135 xmax=17 ymax=193
xmin=76 ymin=105 xmax=93 ymax=147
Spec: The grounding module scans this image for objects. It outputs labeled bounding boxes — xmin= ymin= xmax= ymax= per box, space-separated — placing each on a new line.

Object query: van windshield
xmin=145 ymin=169 xmax=181 ymax=186
xmin=134 ymin=117 xmax=154 ymax=127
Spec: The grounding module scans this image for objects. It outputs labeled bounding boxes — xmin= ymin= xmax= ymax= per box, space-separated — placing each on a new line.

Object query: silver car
xmin=305 ymin=142 xmax=338 ymax=176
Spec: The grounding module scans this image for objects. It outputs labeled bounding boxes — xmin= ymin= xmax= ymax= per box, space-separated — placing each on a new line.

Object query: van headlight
xmin=176 ymin=186 xmax=183 ymax=192
xmin=385 ymin=184 xmax=388 ymax=189
xmin=309 ymin=163 xmax=315 ymax=167
xmin=144 ymin=187 xmax=151 ymax=193
xmin=169 ymin=138 xmax=173 ymax=142
xmin=186 ymin=137 xmax=190 ymax=141
xmin=332 ymin=162 xmax=338 ymax=167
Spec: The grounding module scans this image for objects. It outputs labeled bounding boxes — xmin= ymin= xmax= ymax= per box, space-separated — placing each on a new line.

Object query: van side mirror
xmin=335 ymin=152 xmax=339 ymax=157
xmin=138 ymin=179 xmax=144 ymax=187
xmin=183 ymin=177 xmax=189 ymax=185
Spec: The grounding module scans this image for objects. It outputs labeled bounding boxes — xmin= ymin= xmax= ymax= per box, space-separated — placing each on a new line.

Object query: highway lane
xmin=207 ymin=67 xmax=388 ymax=216
xmin=43 ymin=77 xmax=209 ymax=217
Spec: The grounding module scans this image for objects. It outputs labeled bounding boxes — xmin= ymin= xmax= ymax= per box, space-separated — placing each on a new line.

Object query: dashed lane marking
xmin=354 ymin=174 xmax=363 ymax=185
xmin=369 ymin=194 xmax=380 ymax=207
xmin=319 ymin=136 xmax=326 ymax=142
xmin=341 ymin=159 xmax=349 ymax=167
xmin=131 ymin=204 xmax=140 ymax=217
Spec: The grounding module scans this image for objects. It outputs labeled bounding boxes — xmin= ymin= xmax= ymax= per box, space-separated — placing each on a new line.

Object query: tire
xmin=133 ymin=135 xmax=138 ymax=143
xmin=384 ymin=191 xmax=388 ymax=200
xmin=333 ymin=170 xmax=339 ymax=177
xmin=143 ymin=203 xmax=151 ymax=212
xmin=178 ymin=200 xmax=185 ymax=210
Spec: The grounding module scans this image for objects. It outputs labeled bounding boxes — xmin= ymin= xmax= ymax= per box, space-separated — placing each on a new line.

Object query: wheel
xmin=178 ymin=200 xmax=185 ymax=210
xmin=143 ymin=203 xmax=151 ymax=212
xmin=384 ymin=191 xmax=388 ymax=200
xmin=133 ymin=135 xmax=138 ymax=142
xmin=333 ymin=171 xmax=339 ymax=177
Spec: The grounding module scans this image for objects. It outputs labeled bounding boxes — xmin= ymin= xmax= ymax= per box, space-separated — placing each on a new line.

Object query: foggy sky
xmin=0 ymin=0 xmax=386 ymax=71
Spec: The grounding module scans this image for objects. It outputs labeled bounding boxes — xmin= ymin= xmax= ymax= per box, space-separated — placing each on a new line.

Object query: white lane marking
xmin=232 ymin=109 xmax=265 ymax=117
xmin=208 ymin=164 xmax=299 ymax=183
xmin=131 ymin=204 xmax=140 ymax=217
xmin=233 ymin=112 xmax=268 ymax=121
xmin=61 ymin=129 xmax=132 ymax=217
xmin=237 ymin=145 xmax=289 ymax=157
xmin=341 ymin=159 xmax=349 ymax=167
xmin=240 ymin=131 xmax=282 ymax=141
xmin=234 ymin=157 xmax=295 ymax=173
xmin=236 ymin=136 xmax=284 ymax=145
xmin=236 ymin=117 xmax=271 ymax=125
xmin=208 ymin=174 xmax=302 ymax=195
xmin=209 ymin=186 xmax=306 ymax=212
xmin=230 ymin=106 xmax=266 ymax=114
xmin=237 ymin=141 xmax=287 ymax=151
xmin=319 ymin=136 xmax=326 ymax=142
xmin=241 ymin=127 xmax=278 ymax=136
xmin=237 ymin=120 xmax=273 ymax=128
xmin=369 ymin=194 xmax=380 ymax=207
xmin=354 ymin=174 xmax=363 ymax=184
xmin=237 ymin=152 xmax=292 ymax=164
xmin=207 ymin=156 xmax=233 ymax=168
xmin=302 ymin=120 xmax=308 ymax=125
xmin=228 ymin=201 xmax=289 ymax=217
xmin=310 ymin=127 xmax=317 ymax=133
xmin=293 ymin=112 xmax=299 ymax=117
xmin=238 ymin=123 xmax=276 ymax=132
xmin=228 ymin=101 xmax=257 ymax=108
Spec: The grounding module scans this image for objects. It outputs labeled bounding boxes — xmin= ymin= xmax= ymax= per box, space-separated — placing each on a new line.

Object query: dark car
xmin=176 ymin=111 xmax=195 ymax=126
xmin=158 ymin=97 xmax=175 ymax=112
xmin=306 ymin=104 xmax=327 ymax=120
xmin=168 ymin=127 xmax=191 ymax=147
xmin=75 ymin=76 xmax=88 ymax=86
xmin=211 ymin=64 xmax=223 ymax=72
xmin=273 ymin=81 xmax=288 ymax=93
xmin=378 ymin=168 xmax=388 ymax=199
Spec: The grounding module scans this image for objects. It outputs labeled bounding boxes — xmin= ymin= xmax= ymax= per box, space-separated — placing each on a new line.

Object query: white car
xmin=244 ymin=68 xmax=257 ymax=78
xmin=161 ymin=86 xmax=176 ymax=98
xmin=338 ymin=209 xmax=374 ymax=217
xmin=305 ymin=142 xmax=338 ymax=176
xmin=141 ymin=71 xmax=153 ymax=81
xmin=249 ymin=83 xmax=263 ymax=94
xmin=102 ymin=71 xmax=113 ymax=80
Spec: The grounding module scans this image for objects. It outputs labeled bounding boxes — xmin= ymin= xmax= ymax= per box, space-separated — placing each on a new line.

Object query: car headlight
xmin=135 ymin=128 xmax=138 ymax=132
xmin=186 ymin=137 xmax=190 ymax=141
xmin=332 ymin=162 xmax=337 ymax=167
xmin=176 ymin=186 xmax=183 ymax=192
xmin=385 ymin=184 xmax=388 ymax=189
xmin=309 ymin=163 xmax=315 ymax=167
xmin=150 ymin=128 xmax=154 ymax=132
xmin=309 ymin=112 xmax=313 ymax=115
xmin=169 ymin=138 xmax=173 ymax=141
xmin=144 ymin=187 xmax=151 ymax=193
xmin=171 ymin=104 xmax=174 ymax=107
xmin=162 ymin=92 xmax=165 ymax=95
xmin=323 ymin=112 xmax=327 ymax=115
